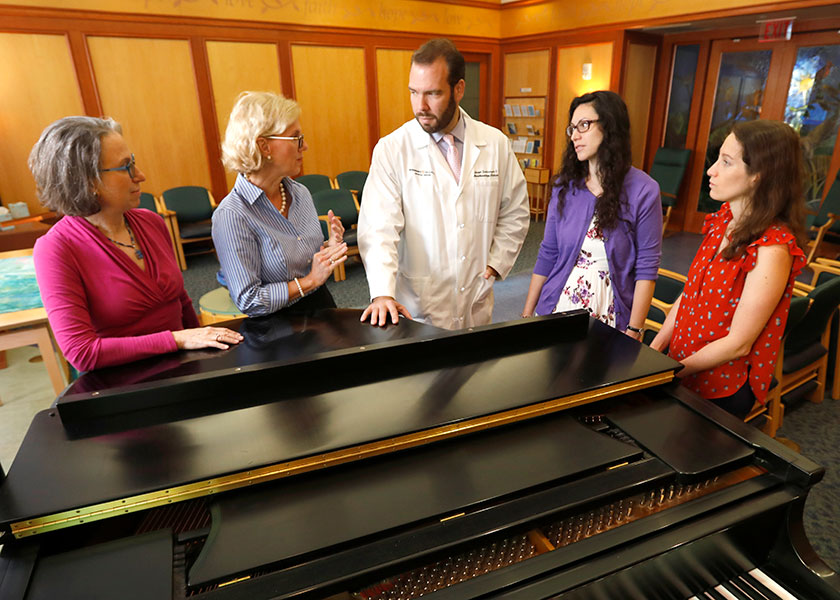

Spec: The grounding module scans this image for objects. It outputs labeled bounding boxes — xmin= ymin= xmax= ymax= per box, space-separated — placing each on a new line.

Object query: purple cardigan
xmin=533 ymin=167 xmax=662 ymax=329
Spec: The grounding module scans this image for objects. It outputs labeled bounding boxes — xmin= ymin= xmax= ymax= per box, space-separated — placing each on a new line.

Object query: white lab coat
xmin=358 ymin=108 xmax=529 ymax=330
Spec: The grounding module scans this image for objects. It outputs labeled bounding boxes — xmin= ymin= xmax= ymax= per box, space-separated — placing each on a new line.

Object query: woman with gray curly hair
xmin=212 ymin=91 xmax=347 ymax=316
xmin=31 ymin=116 xmax=242 ymax=372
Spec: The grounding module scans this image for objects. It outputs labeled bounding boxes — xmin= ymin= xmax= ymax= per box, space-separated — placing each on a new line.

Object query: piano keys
xmin=0 ymin=309 xmax=838 ymax=599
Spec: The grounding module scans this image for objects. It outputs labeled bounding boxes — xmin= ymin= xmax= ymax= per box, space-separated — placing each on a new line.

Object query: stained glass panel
xmin=784 ymin=45 xmax=840 ymax=204
xmin=664 ymin=45 xmax=699 ymax=149
xmin=698 ymin=50 xmax=771 ymax=213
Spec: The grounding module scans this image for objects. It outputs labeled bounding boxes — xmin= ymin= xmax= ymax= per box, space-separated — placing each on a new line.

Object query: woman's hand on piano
xmin=172 ymin=327 xmax=244 ymax=350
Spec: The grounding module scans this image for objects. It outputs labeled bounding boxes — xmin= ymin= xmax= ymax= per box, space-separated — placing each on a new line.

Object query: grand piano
xmin=0 ymin=309 xmax=838 ymax=600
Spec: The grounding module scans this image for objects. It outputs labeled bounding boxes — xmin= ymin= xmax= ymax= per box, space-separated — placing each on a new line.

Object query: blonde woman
xmin=212 ymin=91 xmax=347 ymax=316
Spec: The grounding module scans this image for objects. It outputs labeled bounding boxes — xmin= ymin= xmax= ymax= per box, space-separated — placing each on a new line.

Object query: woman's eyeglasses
xmin=264 ymin=134 xmax=305 ymax=150
xmin=565 ymin=119 xmax=599 ymax=137
xmin=100 ymin=154 xmax=137 ymax=179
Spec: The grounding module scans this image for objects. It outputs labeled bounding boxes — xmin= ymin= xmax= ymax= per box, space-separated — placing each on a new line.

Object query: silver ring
xmin=329 ymin=258 xmax=335 ymax=265
xmin=215 ymin=334 xmax=221 ymax=342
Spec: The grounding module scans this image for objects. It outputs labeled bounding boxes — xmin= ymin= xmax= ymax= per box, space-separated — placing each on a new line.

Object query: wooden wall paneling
xmin=365 ymin=44 xmax=381 ymax=157
xmin=503 ymin=49 xmax=550 ymax=97
xmin=87 ymin=36 xmax=213 ymax=197
xmin=375 ymin=48 xmax=414 ymax=139
xmin=291 ymin=44 xmax=370 ymax=177
xmin=277 ymin=40 xmax=295 ymax=98
xmin=544 ymin=46 xmax=559 ymax=171
xmin=623 ymin=41 xmax=658 ymax=169
xmin=206 ymin=40 xmax=284 ymax=190
xmin=67 ymin=30 xmax=101 ymax=116
xmin=191 ymin=37 xmax=228 ymax=202
xmin=0 ymin=32 xmax=85 ymax=215
xmin=552 ymin=42 xmax=614 ymax=173
xmin=609 ymin=31 xmax=626 ymax=92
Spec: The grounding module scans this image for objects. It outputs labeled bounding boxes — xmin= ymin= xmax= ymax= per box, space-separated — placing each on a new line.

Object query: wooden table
xmin=0 ymin=222 xmax=50 ymax=253
xmin=0 ymin=249 xmax=67 ymax=403
xmin=524 ymin=167 xmax=550 ymax=221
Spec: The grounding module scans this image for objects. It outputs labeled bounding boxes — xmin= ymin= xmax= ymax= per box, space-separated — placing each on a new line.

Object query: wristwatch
xmin=626 ymin=325 xmax=644 ymax=334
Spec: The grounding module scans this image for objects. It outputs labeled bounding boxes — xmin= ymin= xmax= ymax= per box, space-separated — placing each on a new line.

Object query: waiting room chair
xmin=198 ymin=287 xmax=246 ymax=326
xmin=335 ymin=171 xmax=368 ymax=209
xmin=138 ymin=192 xmax=179 ymax=260
xmin=809 ymin=257 xmax=840 ymax=288
xmin=797 ymin=257 xmax=840 ymax=399
xmin=312 ymin=189 xmax=360 ymax=282
xmin=643 ymin=268 xmax=688 ymax=345
xmin=296 ymin=174 xmax=334 ymax=196
xmin=648 ymin=148 xmax=691 ymax=235
xmin=745 ymin=295 xmax=812 ymax=437
xmin=159 ymin=186 xmax=217 ymax=270
xmin=138 ymin=192 xmax=157 ymax=212
xmin=805 ymin=173 xmax=840 ymax=264
xmin=770 ymin=276 xmax=840 ymax=422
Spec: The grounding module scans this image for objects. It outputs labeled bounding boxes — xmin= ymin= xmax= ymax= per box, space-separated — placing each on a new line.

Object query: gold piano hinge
xmin=218 ymin=575 xmax=251 ymax=588
xmin=440 ymin=512 xmax=466 ymax=522
xmin=608 ymin=461 xmax=630 ymax=470
xmin=9 ymin=371 xmax=674 ymax=539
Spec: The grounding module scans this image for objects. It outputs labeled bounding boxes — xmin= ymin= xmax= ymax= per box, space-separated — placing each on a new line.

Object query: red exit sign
xmin=758 ymin=18 xmax=794 ymax=42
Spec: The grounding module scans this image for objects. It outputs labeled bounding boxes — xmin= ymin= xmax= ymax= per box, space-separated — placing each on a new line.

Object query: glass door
xmin=783 ymin=41 xmax=840 ymax=206
xmin=680 ymin=32 xmax=840 ymax=232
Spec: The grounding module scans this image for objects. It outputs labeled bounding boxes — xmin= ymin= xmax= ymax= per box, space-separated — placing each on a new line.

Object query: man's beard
xmin=415 ymin=93 xmax=458 ymax=134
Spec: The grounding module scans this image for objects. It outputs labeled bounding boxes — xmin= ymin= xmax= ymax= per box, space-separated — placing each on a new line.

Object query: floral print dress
xmin=553 ymin=216 xmax=616 ymax=326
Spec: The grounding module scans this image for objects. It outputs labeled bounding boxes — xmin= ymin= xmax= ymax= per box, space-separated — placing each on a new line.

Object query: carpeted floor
xmin=181 ymin=220 xmax=839 ymax=571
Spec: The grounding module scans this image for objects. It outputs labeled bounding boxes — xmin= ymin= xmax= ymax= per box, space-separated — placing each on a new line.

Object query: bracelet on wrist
xmin=626 ymin=325 xmax=643 ymax=334
xmin=293 ymin=277 xmax=305 ymax=298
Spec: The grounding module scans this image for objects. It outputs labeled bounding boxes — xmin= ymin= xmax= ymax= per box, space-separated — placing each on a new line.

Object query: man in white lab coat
xmin=358 ymin=38 xmax=529 ymax=330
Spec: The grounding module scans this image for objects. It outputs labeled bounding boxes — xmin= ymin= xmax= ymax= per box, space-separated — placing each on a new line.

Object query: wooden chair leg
xmin=33 ymin=326 xmax=66 ymax=396
xmin=833 ymin=354 xmax=840 ymax=400
xmin=810 ymin=356 xmax=828 ymax=403
xmin=662 ymin=206 xmax=672 ymax=236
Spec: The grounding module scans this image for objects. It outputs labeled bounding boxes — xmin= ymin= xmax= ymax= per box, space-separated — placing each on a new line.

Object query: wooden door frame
xmin=462 ymin=51 xmax=491 ymax=125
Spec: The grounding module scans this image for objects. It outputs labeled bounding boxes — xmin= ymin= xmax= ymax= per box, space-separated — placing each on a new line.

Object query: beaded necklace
xmin=102 ymin=218 xmax=144 ymax=260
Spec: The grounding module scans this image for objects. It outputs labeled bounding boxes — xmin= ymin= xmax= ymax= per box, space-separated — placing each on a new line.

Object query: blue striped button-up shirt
xmin=212 ymin=173 xmax=324 ymax=316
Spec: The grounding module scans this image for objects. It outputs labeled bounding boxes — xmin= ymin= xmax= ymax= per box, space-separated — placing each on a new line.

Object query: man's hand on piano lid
xmin=360 ymin=296 xmax=413 ymax=326
xmin=172 ymin=327 xmax=244 ymax=351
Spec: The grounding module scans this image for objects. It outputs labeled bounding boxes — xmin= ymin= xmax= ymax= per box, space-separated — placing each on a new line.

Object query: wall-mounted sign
xmin=758 ymin=17 xmax=794 ymax=42
xmin=520 ymin=87 xmax=532 ymax=93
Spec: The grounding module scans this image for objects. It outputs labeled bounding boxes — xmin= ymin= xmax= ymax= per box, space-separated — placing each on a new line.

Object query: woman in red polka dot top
xmin=650 ymin=120 xmax=806 ymax=419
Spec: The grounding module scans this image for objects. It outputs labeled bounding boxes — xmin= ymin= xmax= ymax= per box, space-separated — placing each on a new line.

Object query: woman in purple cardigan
xmin=521 ymin=91 xmax=662 ymax=341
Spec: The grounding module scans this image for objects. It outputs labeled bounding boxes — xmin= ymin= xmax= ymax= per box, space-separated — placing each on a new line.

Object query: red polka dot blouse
xmin=669 ymin=204 xmax=805 ymax=404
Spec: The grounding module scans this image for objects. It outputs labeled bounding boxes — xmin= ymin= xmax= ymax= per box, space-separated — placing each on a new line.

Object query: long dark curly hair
xmin=552 ymin=91 xmax=632 ymax=231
